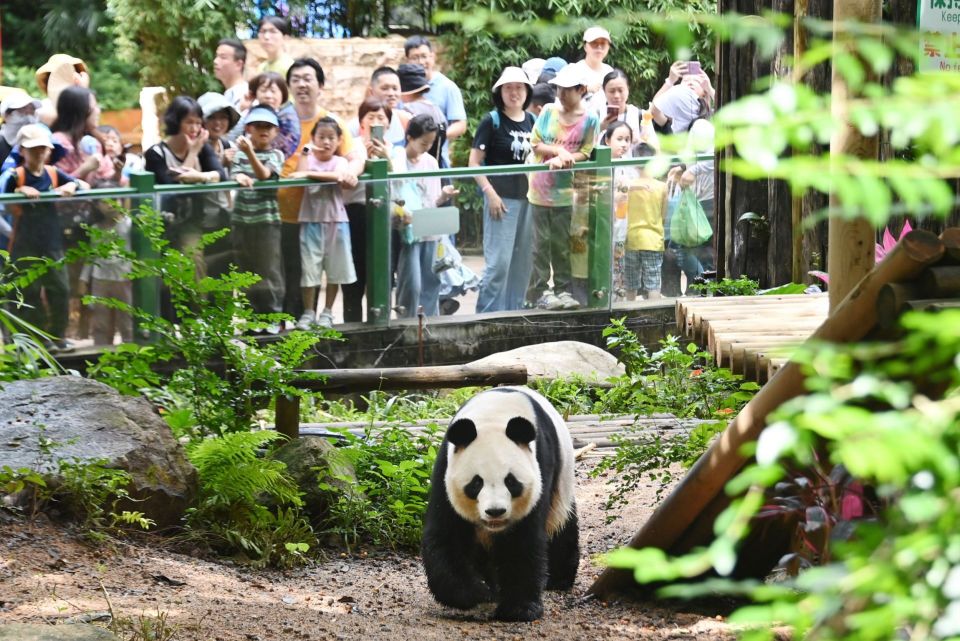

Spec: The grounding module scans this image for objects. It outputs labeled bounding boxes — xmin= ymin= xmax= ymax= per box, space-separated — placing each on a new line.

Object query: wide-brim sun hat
xmin=521 ymin=58 xmax=546 ymax=85
xmin=549 ymin=65 xmax=587 ymax=88
xmin=493 ymin=67 xmax=533 ymax=91
xmin=244 ymin=105 xmax=280 ymax=127
xmin=36 ymin=54 xmax=89 ymax=102
xmin=583 ymin=26 xmax=611 ymax=43
xmin=1 ymin=91 xmax=42 ymax=115
xmin=397 ymin=63 xmax=430 ymax=95
xmin=198 ymin=92 xmax=241 ymax=129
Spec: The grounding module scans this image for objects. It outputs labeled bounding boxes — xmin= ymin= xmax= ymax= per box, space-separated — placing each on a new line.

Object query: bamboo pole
xmin=827 ymin=0 xmax=883 ymax=311
xmin=588 ymin=230 xmax=944 ymax=598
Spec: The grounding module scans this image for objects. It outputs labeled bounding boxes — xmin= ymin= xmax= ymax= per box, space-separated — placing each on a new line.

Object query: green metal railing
xmin=0 ymin=150 xmax=711 ymax=334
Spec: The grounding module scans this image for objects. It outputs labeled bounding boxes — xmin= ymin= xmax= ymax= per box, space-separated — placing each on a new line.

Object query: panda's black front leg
xmin=422 ymin=503 xmax=493 ymax=609
xmin=490 ymin=520 xmax=548 ymax=621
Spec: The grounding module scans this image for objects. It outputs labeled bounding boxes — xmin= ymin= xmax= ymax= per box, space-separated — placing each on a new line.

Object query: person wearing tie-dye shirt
xmin=526 ymin=65 xmax=600 ymax=311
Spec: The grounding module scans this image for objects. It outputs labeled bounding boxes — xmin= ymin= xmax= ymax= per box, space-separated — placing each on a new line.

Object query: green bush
xmin=185 ymin=430 xmax=315 ymax=568
xmin=606 ymin=309 xmax=960 ymax=640
xmin=316 ymin=424 xmax=440 ymax=550
xmin=83 ymin=205 xmax=328 ymax=439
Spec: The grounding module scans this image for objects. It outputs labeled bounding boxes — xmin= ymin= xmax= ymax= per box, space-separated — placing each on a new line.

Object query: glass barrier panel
xmin=0 ymin=151 xmax=711 ymax=349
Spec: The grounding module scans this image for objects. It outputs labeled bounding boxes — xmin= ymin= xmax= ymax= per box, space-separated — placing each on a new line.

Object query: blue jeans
xmin=476 ymin=197 xmax=534 ymax=313
xmin=396 ymin=239 xmax=440 ymax=318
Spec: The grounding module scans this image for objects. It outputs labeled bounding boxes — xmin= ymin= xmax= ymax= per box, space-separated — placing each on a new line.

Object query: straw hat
xmin=35 ymin=54 xmax=89 ymax=102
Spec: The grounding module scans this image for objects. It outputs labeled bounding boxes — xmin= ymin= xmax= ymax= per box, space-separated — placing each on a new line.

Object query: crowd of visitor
xmin=0 ymin=19 xmax=716 ymax=350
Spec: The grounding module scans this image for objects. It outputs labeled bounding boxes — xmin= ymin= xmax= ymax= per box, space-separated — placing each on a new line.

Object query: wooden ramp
xmin=589 ymin=228 xmax=959 ymax=597
xmin=676 ymin=293 xmax=829 ymax=383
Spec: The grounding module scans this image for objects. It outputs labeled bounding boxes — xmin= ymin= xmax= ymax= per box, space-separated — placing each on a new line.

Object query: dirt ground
xmin=0 ymin=458 xmax=732 ymax=641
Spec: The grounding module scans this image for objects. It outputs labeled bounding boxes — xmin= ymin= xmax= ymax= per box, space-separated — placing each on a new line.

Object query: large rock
xmin=468 ymin=341 xmax=625 ymax=382
xmin=0 ymin=376 xmax=197 ymax=528
xmin=269 ymin=436 xmax=358 ymax=524
xmin=0 ymin=624 xmax=117 ymax=640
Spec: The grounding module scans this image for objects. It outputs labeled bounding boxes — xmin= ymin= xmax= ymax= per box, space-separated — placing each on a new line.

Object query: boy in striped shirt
xmin=231 ymin=106 xmax=286 ymax=328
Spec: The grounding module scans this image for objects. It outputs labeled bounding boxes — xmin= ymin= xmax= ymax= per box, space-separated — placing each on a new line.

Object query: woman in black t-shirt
xmin=468 ymin=67 xmax=536 ymax=313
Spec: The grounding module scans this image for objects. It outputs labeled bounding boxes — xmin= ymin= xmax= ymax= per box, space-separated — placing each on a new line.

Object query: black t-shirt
xmin=2 ymin=165 xmax=77 ymax=255
xmin=472 ymin=111 xmax=535 ymax=200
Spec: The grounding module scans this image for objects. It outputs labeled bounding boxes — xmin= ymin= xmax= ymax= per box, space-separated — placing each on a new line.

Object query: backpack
xmin=6 ymin=165 xmax=59 ymax=251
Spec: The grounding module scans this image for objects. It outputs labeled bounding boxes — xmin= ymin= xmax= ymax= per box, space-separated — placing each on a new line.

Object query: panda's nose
xmin=485 ymin=507 xmax=506 ymax=518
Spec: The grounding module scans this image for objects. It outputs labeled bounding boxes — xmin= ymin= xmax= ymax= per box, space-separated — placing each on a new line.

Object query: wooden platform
xmin=676 ymin=293 xmax=830 ymax=383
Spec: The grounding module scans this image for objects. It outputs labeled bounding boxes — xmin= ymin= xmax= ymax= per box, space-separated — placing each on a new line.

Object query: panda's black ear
xmin=506 ymin=417 xmax=536 ymax=445
xmin=447 ymin=419 xmax=477 ymax=448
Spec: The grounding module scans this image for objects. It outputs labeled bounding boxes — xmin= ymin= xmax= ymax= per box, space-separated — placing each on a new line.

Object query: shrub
xmin=184 ymin=430 xmax=315 ymax=568
xmin=316 ymin=424 xmax=440 ymax=550
xmin=605 ymin=309 xmax=960 ymax=641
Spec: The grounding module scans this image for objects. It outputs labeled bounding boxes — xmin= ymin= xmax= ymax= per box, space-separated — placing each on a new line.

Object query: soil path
xmin=0 ymin=458 xmax=731 ymax=640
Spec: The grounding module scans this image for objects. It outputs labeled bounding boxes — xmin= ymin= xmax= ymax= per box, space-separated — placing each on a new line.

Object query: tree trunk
xmin=827 ymin=0 xmax=882 ymax=311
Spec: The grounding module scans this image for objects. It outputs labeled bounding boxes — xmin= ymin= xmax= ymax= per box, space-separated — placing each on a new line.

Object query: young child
xmin=526 ymin=65 xmax=601 ymax=310
xmin=79 ymin=188 xmax=133 ymax=346
xmin=95 ymin=125 xmax=129 ymax=186
xmin=390 ymin=114 xmax=458 ymax=318
xmin=291 ymin=117 xmax=359 ymax=330
xmin=603 ymin=121 xmax=638 ymax=301
xmin=624 ymin=143 xmax=668 ymax=300
xmin=1 ymin=124 xmax=86 ymax=351
xmin=230 ymin=105 xmax=286 ymax=331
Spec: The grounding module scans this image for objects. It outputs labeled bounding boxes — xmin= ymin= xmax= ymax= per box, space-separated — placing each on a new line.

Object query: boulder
xmin=468 ymin=341 xmax=625 ymax=383
xmin=269 ymin=436 xmax=359 ymax=523
xmin=0 ymin=376 xmax=197 ymax=528
xmin=0 ymin=624 xmax=117 ymax=640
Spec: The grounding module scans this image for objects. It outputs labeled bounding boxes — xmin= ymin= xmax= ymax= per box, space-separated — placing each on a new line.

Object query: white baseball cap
xmin=548 ymin=65 xmax=587 ymax=88
xmin=1 ymin=91 xmax=41 ymax=114
xmin=583 ymin=26 xmax=611 ymax=43
xmin=493 ymin=66 xmax=533 ymax=91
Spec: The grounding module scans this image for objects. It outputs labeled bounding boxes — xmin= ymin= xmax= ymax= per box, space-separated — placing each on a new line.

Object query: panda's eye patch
xmin=464 ymin=475 xmax=483 ymax=500
xmin=505 ymin=473 xmax=523 ymax=498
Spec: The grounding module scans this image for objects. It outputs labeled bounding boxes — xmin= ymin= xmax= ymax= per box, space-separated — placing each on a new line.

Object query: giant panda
xmin=421 ymin=386 xmax=579 ymax=622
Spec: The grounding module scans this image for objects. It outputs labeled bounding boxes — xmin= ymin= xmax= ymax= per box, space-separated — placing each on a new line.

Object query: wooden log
xmin=723 ymin=342 xmax=799 ymax=371
xmin=275 ymin=394 xmax=300 ymax=441
xmin=290 ymin=363 xmax=528 ymax=393
xmin=708 ymin=327 xmax=818 ymax=357
xmin=903 ymin=299 xmax=960 ymax=312
xmin=920 ymin=266 xmax=960 ymax=298
xmin=588 ymin=230 xmax=945 ymax=598
xmin=941 ymin=228 xmax=960 ymax=264
xmin=876 ymin=282 xmax=925 ymax=329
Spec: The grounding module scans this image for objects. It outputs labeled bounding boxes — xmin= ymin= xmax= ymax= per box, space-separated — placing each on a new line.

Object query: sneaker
xmin=296 ymin=311 xmax=315 ymax=331
xmin=557 ymin=291 xmax=581 ymax=310
xmin=315 ymin=311 xmax=334 ymax=328
xmin=536 ymin=290 xmax=564 ymax=311
xmin=264 ymin=323 xmax=282 ymax=335
xmin=48 ymin=339 xmax=76 ymax=354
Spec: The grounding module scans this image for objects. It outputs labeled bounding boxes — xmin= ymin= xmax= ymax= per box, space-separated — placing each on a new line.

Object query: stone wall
xmin=243 ymin=36 xmax=409 ymax=122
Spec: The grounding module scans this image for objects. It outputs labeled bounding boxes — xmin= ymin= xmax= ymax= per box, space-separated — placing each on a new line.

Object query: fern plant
xmin=184 ymin=431 xmax=315 ymax=568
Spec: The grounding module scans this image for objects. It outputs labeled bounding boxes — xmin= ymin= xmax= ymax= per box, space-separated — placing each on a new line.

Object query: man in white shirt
xmin=403 ymin=35 xmax=466 ymax=167
xmin=214 ymin=39 xmax=249 ymax=112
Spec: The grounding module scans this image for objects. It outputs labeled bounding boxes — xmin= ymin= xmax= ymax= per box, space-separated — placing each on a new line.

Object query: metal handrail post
xmin=128 ymin=171 xmax=160 ymax=343
xmin=588 ymin=146 xmax=613 ymax=309
xmin=365 ymin=159 xmax=391 ymax=325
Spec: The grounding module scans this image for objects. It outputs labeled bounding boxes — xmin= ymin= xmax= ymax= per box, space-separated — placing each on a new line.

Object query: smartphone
xmin=606 ymin=105 xmax=619 ymax=119
xmin=688 ymin=60 xmax=702 ymax=75
xmin=371 ymin=125 xmax=385 ymax=144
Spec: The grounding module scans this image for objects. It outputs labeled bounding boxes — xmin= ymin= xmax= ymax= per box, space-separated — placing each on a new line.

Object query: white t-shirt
xmin=569 ymin=60 xmax=614 ymax=114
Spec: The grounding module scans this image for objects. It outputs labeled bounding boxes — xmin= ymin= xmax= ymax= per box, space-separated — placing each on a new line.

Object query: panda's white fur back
xmin=444 ymin=386 xmax=575 ymax=537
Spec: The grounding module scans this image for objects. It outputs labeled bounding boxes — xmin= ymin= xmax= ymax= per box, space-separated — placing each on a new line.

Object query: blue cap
xmin=542 ymin=57 xmax=567 ymax=74
xmin=244 ymin=105 xmax=279 ymax=127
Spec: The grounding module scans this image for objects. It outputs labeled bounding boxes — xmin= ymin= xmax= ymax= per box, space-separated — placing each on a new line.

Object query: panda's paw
xmin=437 ymin=581 xmax=493 ymax=610
xmin=494 ymin=600 xmax=543 ymax=622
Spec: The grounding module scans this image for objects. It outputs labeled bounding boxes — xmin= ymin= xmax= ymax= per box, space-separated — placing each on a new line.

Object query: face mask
xmin=1 ymin=111 xmax=39 ymax=145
